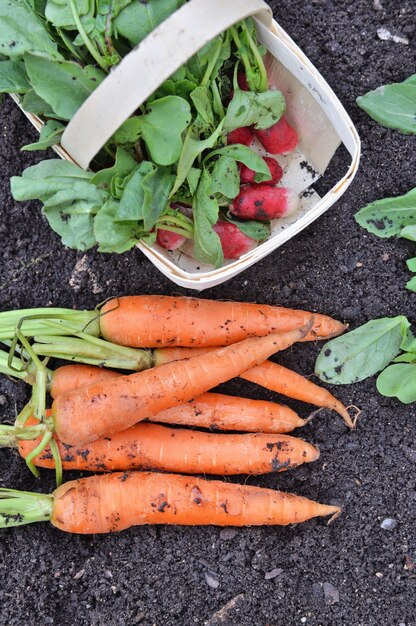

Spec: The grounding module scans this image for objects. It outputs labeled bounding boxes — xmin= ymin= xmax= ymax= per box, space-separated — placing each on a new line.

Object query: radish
xmin=213 ymin=221 xmax=256 ymax=259
xmin=230 ymin=185 xmax=299 ymax=221
xmin=239 ymin=156 xmax=283 ymax=186
xmin=255 ymin=116 xmax=298 ymax=154
xmin=238 ymin=72 xmax=250 ymax=91
xmin=157 ymin=230 xmax=186 ymax=251
xmin=227 ymin=127 xmax=255 ymax=147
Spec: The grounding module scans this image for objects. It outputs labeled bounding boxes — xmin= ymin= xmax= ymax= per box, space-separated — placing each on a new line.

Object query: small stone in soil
xmin=323 ymin=582 xmax=339 ymax=605
xmin=380 ymin=518 xmax=397 ymax=530
xmin=219 ymin=529 xmax=238 ymax=541
xmin=264 ymin=568 xmax=283 ymax=580
xmin=205 ymin=571 xmax=220 ymax=589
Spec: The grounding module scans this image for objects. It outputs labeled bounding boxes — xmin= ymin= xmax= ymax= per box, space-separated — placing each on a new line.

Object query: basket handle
xmin=60 ymin=0 xmax=273 ymax=170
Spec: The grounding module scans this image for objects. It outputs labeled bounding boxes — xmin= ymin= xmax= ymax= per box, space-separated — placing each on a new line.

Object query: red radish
xmin=157 ymin=230 xmax=186 ymax=251
xmin=255 ymin=116 xmax=298 ymax=154
xmin=238 ymin=72 xmax=250 ymax=91
xmin=213 ymin=221 xmax=256 ymax=259
xmin=227 ymin=127 xmax=254 ymax=147
xmin=239 ymin=157 xmax=283 ymax=186
xmin=231 ymin=185 xmax=299 ymax=221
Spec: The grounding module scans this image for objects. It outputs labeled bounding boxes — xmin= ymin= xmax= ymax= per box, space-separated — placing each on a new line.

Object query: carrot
xmin=48 ymin=368 xmax=304 ymax=432
xmin=99 ymin=295 xmax=347 ymax=347
xmin=52 ymin=323 xmax=312 ymax=445
xmin=0 ymin=472 xmax=341 ymax=533
xmin=48 ymin=364 xmax=123 ymax=399
xmin=6 ymin=415 xmax=318 ymax=474
xmin=155 ymin=348 xmax=354 ymax=428
xmin=154 ymin=393 xmax=304 ymax=433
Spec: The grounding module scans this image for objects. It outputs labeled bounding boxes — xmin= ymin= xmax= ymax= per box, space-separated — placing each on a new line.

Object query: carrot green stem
xmin=0 ymin=308 xmax=100 ymax=341
xmin=0 ymin=488 xmax=52 ymax=528
xmin=31 ymin=320 xmax=154 ymax=371
xmin=11 ymin=331 xmax=47 ymax=422
xmin=24 ymin=431 xmax=53 ymax=478
xmin=49 ymin=438 xmax=63 ymax=487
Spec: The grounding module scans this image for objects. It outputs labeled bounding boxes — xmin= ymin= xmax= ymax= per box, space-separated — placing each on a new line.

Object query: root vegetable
xmin=255 ymin=116 xmax=299 ymax=154
xmin=213 ymin=221 xmax=256 ymax=259
xmin=0 ymin=472 xmax=341 ymax=533
xmin=231 ymin=185 xmax=299 ymax=221
xmin=239 ymin=156 xmax=283 ymax=185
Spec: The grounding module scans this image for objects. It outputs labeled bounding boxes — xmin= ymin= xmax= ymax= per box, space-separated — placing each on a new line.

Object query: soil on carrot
xmin=0 ymin=1 xmax=415 ymax=625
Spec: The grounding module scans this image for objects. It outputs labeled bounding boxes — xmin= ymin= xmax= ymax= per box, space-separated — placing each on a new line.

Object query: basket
xmin=11 ymin=0 xmax=360 ymax=290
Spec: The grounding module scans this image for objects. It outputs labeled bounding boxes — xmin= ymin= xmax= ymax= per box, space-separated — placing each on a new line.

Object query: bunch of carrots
xmin=0 ymin=296 xmax=356 ymax=535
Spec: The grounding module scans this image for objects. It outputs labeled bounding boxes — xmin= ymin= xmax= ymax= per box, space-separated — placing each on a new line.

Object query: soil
xmin=0 ymin=1 xmax=415 ymax=625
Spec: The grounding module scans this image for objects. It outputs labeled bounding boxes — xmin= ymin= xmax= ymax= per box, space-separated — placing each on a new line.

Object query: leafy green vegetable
xmin=206 ymin=144 xmax=271 ymax=182
xmin=43 ymin=201 xmax=98 ymax=251
xmin=406 ymin=276 xmax=416 ymax=292
xmin=315 ymin=316 xmax=410 ymax=385
xmin=357 ymin=82 xmax=416 ymax=134
xmin=171 ymin=120 xmax=225 ymax=195
xmin=90 ymin=148 xmax=137 ymax=187
xmin=224 ymin=89 xmax=286 ymax=132
xmin=117 ymin=162 xmax=154 ymax=221
xmin=376 ymin=364 xmax=416 ymax=403
xmin=0 ymin=60 xmax=30 ymax=93
xmin=140 ymin=165 xmax=175 ymax=230
xmin=11 ymin=159 xmax=92 ymax=201
xmin=193 ymin=170 xmax=223 ymax=268
xmin=190 ymin=86 xmax=215 ymax=128
xmin=24 ymin=54 xmax=105 ymax=120
xmin=400 ymin=224 xmax=416 ymax=241
xmin=21 ymin=120 xmax=64 ymax=151
xmin=0 ymin=0 xmax=62 ymax=59
xmin=114 ymin=0 xmax=186 ymax=46
xmin=140 ymin=96 xmax=192 ymax=166
xmin=406 ymin=257 xmax=416 ymax=272
xmin=211 ymin=156 xmax=239 ymax=199
xmin=225 ymin=214 xmax=270 ymax=241
xmin=355 ymin=188 xmax=416 ymax=237
xmin=95 ymin=198 xmax=144 ymax=253
xmin=20 ymin=90 xmax=61 ymax=118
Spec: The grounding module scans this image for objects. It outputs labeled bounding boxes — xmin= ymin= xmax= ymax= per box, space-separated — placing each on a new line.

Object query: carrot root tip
xmin=346 ymin=405 xmax=362 ymax=429
xmin=326 ymin=507 xmax=342 ymax=525
xmin=303 ymin=407 xmax=325 ymax=425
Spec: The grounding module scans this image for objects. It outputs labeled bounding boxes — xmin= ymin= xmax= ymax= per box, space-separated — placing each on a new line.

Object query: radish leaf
xmin=193 ymin=169 xmax=223 ymax=268
xmin=355 ymin=187 xmax=416 ymax=237
xmin=114 ymin=0 xmax=186 ymax=46
xmin=376 ymin=364 xmax=416 ymax=403
xmin=211 ymin=156 xmax=240 ymax=199
xmin=206 ymin=144 xmax=272 ymax=182
xmin=0 ymin=60 xmax=30 ymax=93
xmin=357 ymin=82 xmax=416 ymax=134
xmin=315 ymin=316 xmax=410 ymax=385
xmin=139 ymin=96 xmax=192 ymax=166
xmin=21 ymin=120 xmax=64 ymax=151
xmin=224 ymin=89 xmax=286 ymax=132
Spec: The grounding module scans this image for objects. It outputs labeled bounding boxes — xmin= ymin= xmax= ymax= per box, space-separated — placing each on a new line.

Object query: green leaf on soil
xmin=315 ymin=316 xmax=410 ymax=385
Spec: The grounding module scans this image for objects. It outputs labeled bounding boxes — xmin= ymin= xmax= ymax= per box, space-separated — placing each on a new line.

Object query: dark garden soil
xmin=0 ymin=1 xmax=415 ymax=624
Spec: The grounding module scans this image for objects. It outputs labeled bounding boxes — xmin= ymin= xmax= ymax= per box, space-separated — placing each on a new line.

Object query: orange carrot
xmin=49 ymin=364 xmax=123 ymax=398
xmin=52 ymin=323 xmax=312 ymax=445
xmin=155 ymin=348 xmax=354 ymax=428
xmin=100 ymin=295 xmax=346 ymax=347
xmin=12 ymin=416 xmax=318 ymax=474
xmin=48 ymin=368 xmax=304 ymax=432
xmin=154 ymin=393 xmax=304 ymax=433
xmin=0 ymin=472 xmax=341 ymax=533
